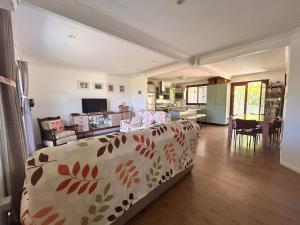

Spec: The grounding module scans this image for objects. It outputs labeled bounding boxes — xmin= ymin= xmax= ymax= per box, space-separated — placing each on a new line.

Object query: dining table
xmin=227 ymin=114 xmax=277 ymax=149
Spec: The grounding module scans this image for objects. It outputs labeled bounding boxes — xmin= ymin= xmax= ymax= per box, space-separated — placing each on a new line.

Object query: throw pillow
xmin=142 ymin=111 xmax=155 ymax=127
xmin=49 ymin=119 xmax=65 ymax=132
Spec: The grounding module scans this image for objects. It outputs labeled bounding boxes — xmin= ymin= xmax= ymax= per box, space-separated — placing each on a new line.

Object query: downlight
xmin=177 ymin=0 xmax=186 ymax=5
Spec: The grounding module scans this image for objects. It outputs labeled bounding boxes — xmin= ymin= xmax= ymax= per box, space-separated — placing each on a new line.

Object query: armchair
xmin=38 ymin=116 xmax=78 ymax=147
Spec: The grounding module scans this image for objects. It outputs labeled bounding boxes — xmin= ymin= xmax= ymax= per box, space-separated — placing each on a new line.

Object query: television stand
xmin=70 ymin=111 xmax=132 ymax=137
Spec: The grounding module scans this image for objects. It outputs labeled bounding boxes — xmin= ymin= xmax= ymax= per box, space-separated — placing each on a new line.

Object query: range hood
xmin=159 ymin=81 xmax=166 ymax=93
xmin=159 ymin=80 xmax=171 ymax=94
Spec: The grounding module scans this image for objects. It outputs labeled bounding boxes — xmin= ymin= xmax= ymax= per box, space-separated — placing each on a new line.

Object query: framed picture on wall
xmin=78 ymin=81 xmax=90 ymax=90
xmin=93 ymin=82 xmax=103 ymax=90
xmin=108 ymin=84 xmax=114 ymax=93
xmin=119 ymin=85 xmax=125 ymax=93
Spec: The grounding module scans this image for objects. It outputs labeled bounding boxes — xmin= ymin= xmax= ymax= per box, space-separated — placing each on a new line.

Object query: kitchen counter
xmin=156 ymin=106 xmax=202 ymax=111
xmin=168 ymin=107 xmax=188 ymax=112
xmin=168 ymin=107 xmax=204 ymax=121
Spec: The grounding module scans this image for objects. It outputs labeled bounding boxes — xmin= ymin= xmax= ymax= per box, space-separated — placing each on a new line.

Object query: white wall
xmin=231 ymin=70 xmax=286 ymax=83
xmin=130 ymin=73 xmax=147 ymax=112
xmin=28 ymin=63 xmax=132 ymax=144
xmin=281 ymin=33 xmax=300 ymax=174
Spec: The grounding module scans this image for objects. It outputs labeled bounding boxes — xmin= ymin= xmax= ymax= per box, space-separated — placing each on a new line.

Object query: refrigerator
xmin=147 ymin=93 xmax=156 ymax=111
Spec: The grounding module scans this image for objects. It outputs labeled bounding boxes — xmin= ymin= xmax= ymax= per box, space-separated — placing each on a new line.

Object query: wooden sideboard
xmin=70 ymin=111 xmax=132 ymax=135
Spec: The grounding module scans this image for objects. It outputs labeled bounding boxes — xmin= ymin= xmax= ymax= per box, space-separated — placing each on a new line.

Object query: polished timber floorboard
xmin=127 ymin=125 xmax=300 ymax=225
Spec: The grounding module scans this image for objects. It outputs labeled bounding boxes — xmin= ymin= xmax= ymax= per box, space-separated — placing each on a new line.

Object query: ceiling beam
xmin=144 ymin=31 xmax=293 ymax=79
xmin=23 ymin=0 xmax=189 ymax=62
xmin=191 ymin=32 xmax=291 ymax=66
xmin=198 ymin=65 xmax=231 ymax=80
xmin=145 ymin=62 xmax=191 ymax=78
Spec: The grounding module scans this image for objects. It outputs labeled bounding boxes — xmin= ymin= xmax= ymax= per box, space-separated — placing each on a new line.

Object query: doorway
xmin=230 ymin=80 xmax=268 ymax=116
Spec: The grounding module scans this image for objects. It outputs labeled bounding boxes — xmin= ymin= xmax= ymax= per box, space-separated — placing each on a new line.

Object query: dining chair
xmin=235 ymin=119 xmax=260 ymax=149
xmin=269 ymin=119 xmax=283 ymax=144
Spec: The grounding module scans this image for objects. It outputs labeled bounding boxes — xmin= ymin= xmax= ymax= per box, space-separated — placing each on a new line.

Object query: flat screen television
xmin=82 ymin=98 xmax=107 ymax=113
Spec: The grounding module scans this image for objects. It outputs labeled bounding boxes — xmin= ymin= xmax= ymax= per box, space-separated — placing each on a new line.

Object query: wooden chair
xmin=38 ymin=116 xmax=78 ymax=147
xmin=235 ymin=119 xmax=260 ymax=149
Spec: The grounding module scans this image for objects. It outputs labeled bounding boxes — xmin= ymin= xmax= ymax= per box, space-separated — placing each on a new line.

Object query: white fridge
xmin=147 ymin=93 xmax=156 ymax=111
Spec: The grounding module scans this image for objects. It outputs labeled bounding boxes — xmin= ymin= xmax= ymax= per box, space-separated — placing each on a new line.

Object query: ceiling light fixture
xmin=68 ymin=34 xmax=77 ymax=39
xmin=177 ymin=0 xmax=185 ymax=5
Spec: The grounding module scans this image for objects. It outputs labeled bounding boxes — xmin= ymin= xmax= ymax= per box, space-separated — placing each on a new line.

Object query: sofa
xmin=120 ymin=110 xmax=171 ymax=132
xmin=21 ymin=120 xmax=199 ymax=225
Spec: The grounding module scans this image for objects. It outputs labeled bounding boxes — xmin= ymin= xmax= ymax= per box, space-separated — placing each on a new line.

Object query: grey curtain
xmin=17 ymin=61 xmax=36 ymax=155
xmin=0 ymin=9 xmax=27 ymax=224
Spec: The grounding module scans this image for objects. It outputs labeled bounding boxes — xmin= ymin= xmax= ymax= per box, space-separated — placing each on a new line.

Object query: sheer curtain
xmin=0 ymin=8 xmax=27 ymax=224
xmin=0 ymin=94 xmax=10 ymax=224
xmin=17 ymin=61 xmax=36 ymax=155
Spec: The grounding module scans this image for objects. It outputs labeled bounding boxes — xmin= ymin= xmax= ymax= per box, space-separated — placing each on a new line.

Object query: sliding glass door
xmin=232 ymin=84 xmax=246 ymax=115
xmin=230 ymin=80 xmax=267 ymax=116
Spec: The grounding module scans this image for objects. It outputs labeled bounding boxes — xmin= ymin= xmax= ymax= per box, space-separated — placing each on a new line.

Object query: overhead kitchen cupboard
xmin=206 ymin=83 xmax=230 ymax=125
xmin=147 ymin=84 xmax=156 ymax=93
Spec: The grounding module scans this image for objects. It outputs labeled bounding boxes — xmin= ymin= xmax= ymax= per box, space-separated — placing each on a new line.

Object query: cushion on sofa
xmin=120 ymin=110 xmax=171 ymax=132
xmin=142 ymin=111 xmax=155 ymax=127
xmin=56 ymin=135 xmax=77 ymax=145
xmin=154 ymin=111 xmax=171 ymax=124
xmin=55 ymin=130 xmax=76 ymax=139
xmin=41 ymin=119 xmax=65 ymax=132
xmin=42 ymin=135 xmax=77 ymax=147
xmin=135 ymin=109 xmax=146 ymax=120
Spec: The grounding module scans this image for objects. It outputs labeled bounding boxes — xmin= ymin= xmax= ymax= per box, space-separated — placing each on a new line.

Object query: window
xmin=230 ymin=80 xmax=268 ymax=116
xmin=186 ymin=85 xmax=207 ymax=105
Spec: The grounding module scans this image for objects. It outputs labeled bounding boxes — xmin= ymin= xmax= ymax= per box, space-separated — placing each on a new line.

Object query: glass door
xmin=232 ymin=84 xmax=246 ymax=116
xmin=246 ymin=81 xmax=266 ymax=115
xmin=230 ymin=80 xmax=267 ymax=116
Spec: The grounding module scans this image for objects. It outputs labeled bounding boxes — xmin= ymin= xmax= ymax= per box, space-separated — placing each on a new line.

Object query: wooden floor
xmin=127 ymin=125 xmax=300 ymax=225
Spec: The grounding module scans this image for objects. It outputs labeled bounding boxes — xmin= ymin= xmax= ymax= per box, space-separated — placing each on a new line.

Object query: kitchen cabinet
xmin=147 ymin=84 xmax=156 ymax=93
xmin=72 ymin=115 xmax=89 ymax=132
xmin=206 ymin=84 xmax=229 ymax=125
xmin=175 ymin=88 xmax=184 ymax=93
xmin=110 ymin=113 xmax=123 ymax=127
xmin=147 ymin=93 xmax=156 ymax=110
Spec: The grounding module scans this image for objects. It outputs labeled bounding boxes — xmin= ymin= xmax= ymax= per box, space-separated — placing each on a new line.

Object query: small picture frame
xmin=93 ymin=82 xmax=103 ymax=90
xmin=78 ymin=81 xmax=90 ymax=90
xmin=108 ymin=84 xmax=114 ymax=93
xmin=119 ymin=85 xmax=125 ymax=93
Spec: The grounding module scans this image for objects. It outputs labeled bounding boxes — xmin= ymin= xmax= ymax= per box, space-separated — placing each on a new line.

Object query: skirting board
xmin=111 ymin=165 xmax=194 ymax=225
xmin=280 ymin=160 xmax=300 ymax=174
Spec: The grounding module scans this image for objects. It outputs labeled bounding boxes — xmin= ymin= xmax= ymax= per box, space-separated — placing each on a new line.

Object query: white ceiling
xmin=75 ymin=0 xmax=300 ymax=56
xmin=14 ymin=0 xmax=300 ymax=75
xmin=207 ymin=47 xmax=287 ymax=76
xmin=149 ymin=47 xmax=287 ymax=83
xmin=12 ymin=5 xmax=174 ymax=74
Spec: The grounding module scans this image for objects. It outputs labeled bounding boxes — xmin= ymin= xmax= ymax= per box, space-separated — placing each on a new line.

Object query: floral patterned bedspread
xmin=20 ymin=120 xmax=199 ymax=225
